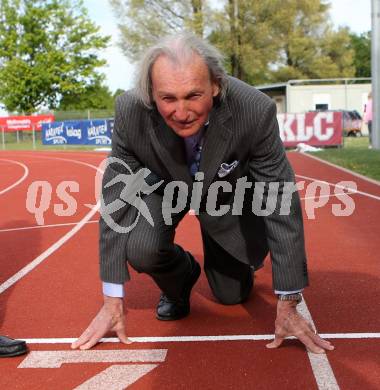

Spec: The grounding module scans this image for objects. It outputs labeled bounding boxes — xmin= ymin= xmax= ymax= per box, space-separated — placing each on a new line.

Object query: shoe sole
xmin=0 ymin=348 xmax=28 ymax=358
xmin=156 ymin=259 xmax=201 ymax=321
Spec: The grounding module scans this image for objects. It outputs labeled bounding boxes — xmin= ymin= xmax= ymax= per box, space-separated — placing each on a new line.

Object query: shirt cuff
xmin=274 ymin=289 xmax=303 ymax=295
xmin=102 ymin=282 xmax=125 ymax=298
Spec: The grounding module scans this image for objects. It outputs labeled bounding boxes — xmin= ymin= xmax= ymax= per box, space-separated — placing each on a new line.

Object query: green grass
xmin=313 ymin=136 xmax=380 ymax=181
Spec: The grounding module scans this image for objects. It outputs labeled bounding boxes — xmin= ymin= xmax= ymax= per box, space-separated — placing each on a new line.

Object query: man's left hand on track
xmin=266 ymin=300 xmax=335 ymax=354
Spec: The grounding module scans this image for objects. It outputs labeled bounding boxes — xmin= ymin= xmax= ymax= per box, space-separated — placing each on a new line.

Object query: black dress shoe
xmin=156 ymin=253 xmax=201 ymax=321
xmin=0 ymin=335 xmax=28 ymax=358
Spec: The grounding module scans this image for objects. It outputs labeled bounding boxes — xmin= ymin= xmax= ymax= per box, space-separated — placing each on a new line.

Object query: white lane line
xmin=318 ymin=333 xmax=380 ymax=339
xmin=0 ymin=219 xmax=98 ymax=233
xmin=0 ymin=156 xmax=103 ymax=295
xmin=297 ymin=300 xmax=340 ymax=390
xmin=296 ymin=174 xmax=380 ymax=202
xmin=18 ymin=350 xmax=167 ymax=368
xmin=0 ymin=203 xmax=99 ymax=294
xmin=297 ymin=151 xmax=380 ymax=187
xmin=299 ymin=191 xmax=358 ymax=202
xmin=0 ymin=159 xmax=29 ymax=195
xmin=20 ymin=333 xmax=380 ymax=344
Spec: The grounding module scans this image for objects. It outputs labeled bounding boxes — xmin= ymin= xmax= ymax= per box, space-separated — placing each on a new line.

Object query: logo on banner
xmin=0 ymin=115 xmax=54 ymax=131
xmin=66 ymin=126 xmax=82 ymax=139
xmin=45 ymin=123 xmax=67 ymax=144
xmin=277 ymin=111 xmax=341 ymax=147
xmin=87 ymin=121 xmax=111 ymax=145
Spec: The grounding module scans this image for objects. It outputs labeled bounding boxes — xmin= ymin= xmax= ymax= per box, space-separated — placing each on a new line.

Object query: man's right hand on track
xmin=71 ymin=295 xmax=131 ymax=350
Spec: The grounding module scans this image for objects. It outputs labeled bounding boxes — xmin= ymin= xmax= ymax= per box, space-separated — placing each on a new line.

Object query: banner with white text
xmin=42 ymin=119 xmax=114 ymax=145
xmin=0 ymin=115 xmax=55 ymax=132
xmin=277 ymin=111 xmax=343 ymax=147
xmin=41 ymin=112 xmax=342 ymax=147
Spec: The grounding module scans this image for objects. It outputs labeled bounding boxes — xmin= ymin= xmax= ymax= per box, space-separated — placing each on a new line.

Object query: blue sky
xmin=83 ymin=0 xmax=372 ymax=93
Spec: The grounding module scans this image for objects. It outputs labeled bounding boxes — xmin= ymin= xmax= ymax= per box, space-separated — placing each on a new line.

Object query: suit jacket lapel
xmin=149 ymin=113 xmax=193 ymax=189
xmin=199 ymin=100 xmax=233 ymax=198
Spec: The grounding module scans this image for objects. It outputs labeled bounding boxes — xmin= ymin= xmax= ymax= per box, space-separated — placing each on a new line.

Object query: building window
xmin=313 ymin=94 xmax=331 ymax=111
xmin=315 ymin=103 xmax=329 ymax=111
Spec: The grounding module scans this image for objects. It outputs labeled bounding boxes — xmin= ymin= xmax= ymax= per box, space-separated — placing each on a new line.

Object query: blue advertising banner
xmin=42 ymin=122 xmax=72 ymax=145
xmin=42 ymin=119 xmax=114 ymax=145
xmin=65 ymin=121 xmax=83 ymax=144
xmin=85 ymin=120 xmax=111 ymax=145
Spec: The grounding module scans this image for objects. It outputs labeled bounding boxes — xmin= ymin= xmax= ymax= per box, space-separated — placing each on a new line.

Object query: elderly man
xmin=72 ymin=33 xmax=334 ymax=354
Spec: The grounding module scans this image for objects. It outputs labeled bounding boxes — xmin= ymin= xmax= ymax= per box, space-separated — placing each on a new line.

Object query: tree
xmin=0 ymin=0 xmax=110 ymax=114
xmin=209 ymin=0 xmax=280 ymax=84
xmin=58 ymin=80 xmax=115 ymax=110
xmin=349 ymin=31 xmax=371 ymax=78
xmin=109 ymin=0 xmax=206 ymax=61
xmin=268 ymin=0 xmax=355 ymax=82
xmin=111 ymin=0 xmax=356 ymax=85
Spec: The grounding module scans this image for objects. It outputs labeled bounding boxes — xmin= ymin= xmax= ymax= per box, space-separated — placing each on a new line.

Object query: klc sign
xmin=277 ymin=111 xmax=342 ymax=147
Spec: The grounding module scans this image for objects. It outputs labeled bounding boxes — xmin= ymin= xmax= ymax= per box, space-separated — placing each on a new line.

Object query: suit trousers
xmin=125 ymin=193 xmax=253 ymax=305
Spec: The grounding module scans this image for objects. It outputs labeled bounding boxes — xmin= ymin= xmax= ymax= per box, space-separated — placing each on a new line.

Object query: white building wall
xmin=287 ymin=83 xmax=371 ymax=115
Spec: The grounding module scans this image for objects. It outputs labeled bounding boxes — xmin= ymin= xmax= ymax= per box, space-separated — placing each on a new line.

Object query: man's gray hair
xmin=135 ymin=32 xmax=228 ymax=109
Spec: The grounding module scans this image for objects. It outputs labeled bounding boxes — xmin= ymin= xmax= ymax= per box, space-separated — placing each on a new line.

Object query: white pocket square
xmin=217 ymin=160 xmax=239 ymax=178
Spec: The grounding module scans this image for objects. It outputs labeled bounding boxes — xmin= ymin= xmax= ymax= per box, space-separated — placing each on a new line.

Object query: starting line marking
xmin=75 ymin=365 xmax=158 ymax=390
xmin=18 ymin=349 xmax=167 ymax=368
xmin=18 ymin=350 xmax=167 ymax=390
xmin=20 ymin=333 xmax=380 ymax=344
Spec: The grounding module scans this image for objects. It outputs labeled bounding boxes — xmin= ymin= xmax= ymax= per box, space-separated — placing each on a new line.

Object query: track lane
xmin=0 ymin=153 xmax=102 ymax=284
xmin=286 ymin=153 xmax=380 ymax=334
xmin=0 ymin=214 xmax=319 ymax=389
xmin=1 ymin=150 xmax=379 ymax=389
xmin=0 ymin=163 xmax=318 ymax=388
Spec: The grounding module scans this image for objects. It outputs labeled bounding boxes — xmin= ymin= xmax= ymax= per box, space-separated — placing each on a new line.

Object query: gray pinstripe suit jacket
xmin=99 ymin=76 xmax=309 ymax=291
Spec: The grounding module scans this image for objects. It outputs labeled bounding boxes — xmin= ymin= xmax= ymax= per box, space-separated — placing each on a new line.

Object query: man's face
xmin=151 ymin=54 xmax=220 ymax=138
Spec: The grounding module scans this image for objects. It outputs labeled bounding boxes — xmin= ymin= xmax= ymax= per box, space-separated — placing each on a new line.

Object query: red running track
xmin=0 ymin=150 xmax=379 ymax=389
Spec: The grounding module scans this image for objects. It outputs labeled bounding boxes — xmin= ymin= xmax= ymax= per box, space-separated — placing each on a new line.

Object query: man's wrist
xmin=103 ymin=294 xmax=123 ymax=303
xmin=276 ymin=299 xmax=299 ymax=315
xmin=278 ymin=297 xmax=300 ymax=306
xmin=103 ymin=295 xmax=125 ymax=321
